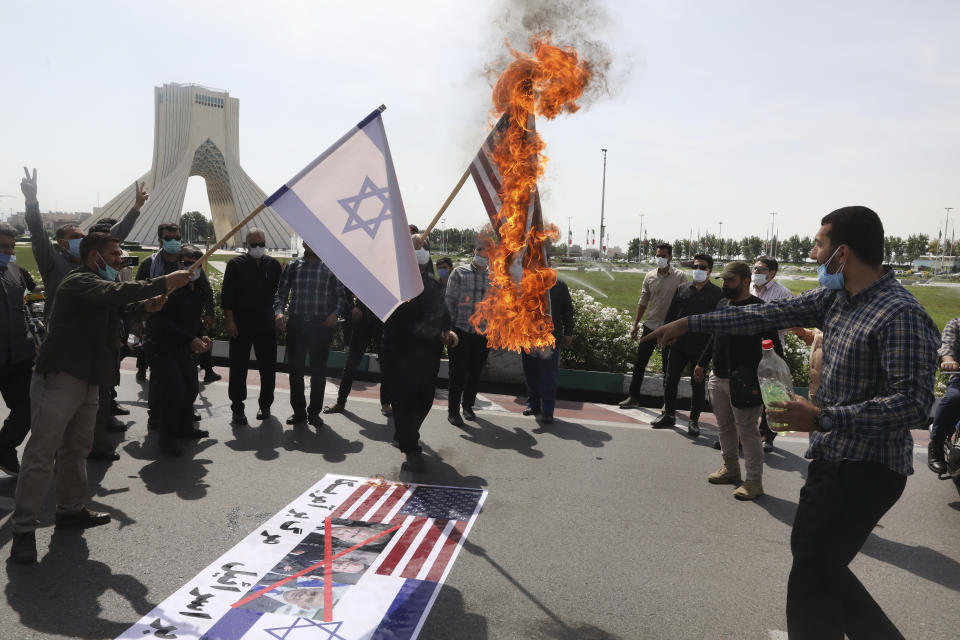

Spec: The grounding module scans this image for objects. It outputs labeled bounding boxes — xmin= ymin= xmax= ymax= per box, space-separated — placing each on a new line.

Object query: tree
xmin=627 ymin=237 xmax=640 ymax=259
xmin=904 ymin=234 xmax=930 ymax=262
xmin=884 ymin=236 xmax=905 ymax=265
xmin=740 ymin=235 xmax=764 ymax=261
xmin=779 ymin=234 xmax=802 ymax=263
xmin=179 ymin=211 xmax=211 ymax=244
xmin=724 ymin=238 xmax=740 ymax=260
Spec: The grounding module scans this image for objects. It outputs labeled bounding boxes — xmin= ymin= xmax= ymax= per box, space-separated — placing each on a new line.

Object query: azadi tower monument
xmin=83 ymin=82 xmax=293 ymax=248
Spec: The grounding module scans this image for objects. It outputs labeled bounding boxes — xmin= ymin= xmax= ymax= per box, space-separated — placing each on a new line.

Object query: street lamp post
xmin=599 ymin=148 xmax=607 ymax=261
xmin=441 ymin=220 xmax=446 ymax=255
xmin=638 ymin=213 xmax=645 ymax=261
xmin=769 ymin=212 xmax=778 ymax=259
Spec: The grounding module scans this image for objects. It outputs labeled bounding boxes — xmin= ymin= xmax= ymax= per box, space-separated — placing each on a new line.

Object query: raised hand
xmin=21 ymin=167 xmax=38 ymax=205
xmin=134 ymin=181 xmax=149 ymax=210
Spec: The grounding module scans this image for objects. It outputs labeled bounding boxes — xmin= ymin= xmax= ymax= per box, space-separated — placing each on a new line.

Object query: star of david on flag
xmin=265 ymin=618 xmax=347 ymax=640
xmin=264 ymin=107 xmax=422 ymax=321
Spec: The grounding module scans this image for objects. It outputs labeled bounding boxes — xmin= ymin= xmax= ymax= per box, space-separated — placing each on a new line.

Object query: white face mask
xmin=248 ymin=246 xmax=266 ymax=259
xmin=692 ymin=269 xmax=708 ymax=283
xmin=473 ymin=255 xmax=489 ymax=269
xmin=751 ymin=273 xmax=769 ymax=286
xmin=415 ymin=247 xmax=430 ymax=265
xmin=655 ymin=256 xmax=669 ymax=269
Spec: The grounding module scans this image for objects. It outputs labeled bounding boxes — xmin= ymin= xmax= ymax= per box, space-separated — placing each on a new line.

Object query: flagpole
xmin=423 ymin=166 xmax=471 ymax=235
xmin=187 ymin=203 xmax=266 ymax=273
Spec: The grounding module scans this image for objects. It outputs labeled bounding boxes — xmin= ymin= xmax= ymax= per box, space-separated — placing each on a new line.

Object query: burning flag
xmin=469 ymin=32 xmax=591 ymax=352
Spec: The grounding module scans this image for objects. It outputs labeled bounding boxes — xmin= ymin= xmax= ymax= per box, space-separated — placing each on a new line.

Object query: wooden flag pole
xmin=187 ymin=203 xmax=266 ymax=273
xmin=423 ymin=166 xmax=471 ymax=235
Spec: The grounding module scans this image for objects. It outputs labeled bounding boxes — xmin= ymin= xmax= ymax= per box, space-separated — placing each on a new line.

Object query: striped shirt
xmin=273 ymin=257 xmax=344 ymax=319
xmin=444 ymin=263 xmax=488 ymax=333
xmin=688 ymin=268 xmax=939 ymax=476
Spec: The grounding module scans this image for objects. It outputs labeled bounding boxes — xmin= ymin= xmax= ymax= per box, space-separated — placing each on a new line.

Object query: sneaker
xmin=734 ymin=480 xmax=764 ymax=501
xmin=708 ymin=460 xmax=742 ymax=485
xmin=687 ymin=419 xmax=700 ymax=437
xmin=619 ymin=396 xmax=641 ymax=409
xmin=203 ymin=371 xmax=222 ymax=383
xmin=380 ymin=404 xmax=393 ymax=417
xmin=55 ymin=506 xmax=111 ymax=529
xmin=650 ymin=413 xmax=676 ymax=429
xmin=323 ymin=402 xmax=345 ymax=414
xmin=522 ymin=407 xmax=541 ymax=416
xmin=0 ymin=449 xmax=20 ymax=477
xmin=929 ymin=442 xmax=948 ymax=475
xmin=447 ymin=413 xmax=465 ymax=428
xmin=9 ymin=531 xmax=37 ymax=564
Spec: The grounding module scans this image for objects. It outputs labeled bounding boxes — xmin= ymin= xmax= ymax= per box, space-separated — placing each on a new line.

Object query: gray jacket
xmin=26 ymin=201 xmax=140 ymax=315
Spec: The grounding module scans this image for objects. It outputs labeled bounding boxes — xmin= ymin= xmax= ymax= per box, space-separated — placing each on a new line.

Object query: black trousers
xmin=0 ymin=359 xmax=33 ymax=454
xmin=148 ymin=346 xmax=199 ymax=445
xmin=286 ymin=317 xmax=333 ymax=417
xmin=228 ymin=326 xmax=277 ymax=412
xmin=338 ymin=317 xmax=387 ymax=406
xmin=662 ymin=348 xmax=705 ymax=420
xmin=196 ymin=348 xmax=215 ymax=374
xmin=787 ymin=459 xmax=906 ymax=639
xmin=447 ymin=329 xmax=488 ymax=415
xmin=383 ymin=345 xmax=440 ymax=453
xmin=628 ymin=326 xmax=668 ymax=398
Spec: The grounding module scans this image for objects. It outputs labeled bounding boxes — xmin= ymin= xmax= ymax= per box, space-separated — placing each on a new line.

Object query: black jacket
xmin=664 ymin=281 xmax=723 ymax=356
xmin=382 ymin=275 xmax=452 ymax=357
xmin=0 ymin=263 xmax=36 ymax=367
xmin=146 ymin=282 xmax=205 ymax=349
xmin=221 ymin=254 xmax=283 ymax=330
xmin=549 ymin=280 xmax=575 ymax=342
xmin=700 ymin=295 xmax=783 ymax=376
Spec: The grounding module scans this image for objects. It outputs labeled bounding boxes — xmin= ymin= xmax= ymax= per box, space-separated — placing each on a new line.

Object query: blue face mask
xmin=67 ymin=237 xmax=83 ymax=258
xmin=96 ymin=252 xmax=118 ymax=282
xmin=0 ymin=254 xmax=12 ymax=268
xmin=817 ymin=246 xmax=845 ymax=290
xmin=162 ymin=238 xmax=182 ymax=254
xmin=437 ymin=268 xmax=450 ymax=279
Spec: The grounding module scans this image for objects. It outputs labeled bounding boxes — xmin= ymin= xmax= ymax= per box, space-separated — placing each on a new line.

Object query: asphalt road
xmin=1 ymin=368 xmax=959 ymax=639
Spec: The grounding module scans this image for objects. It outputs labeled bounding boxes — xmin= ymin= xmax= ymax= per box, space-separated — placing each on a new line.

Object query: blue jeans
xmin=931 ymin=377 xmax=960 ymax=444
xmin=521 ymin=348 xmax=560 ymax=417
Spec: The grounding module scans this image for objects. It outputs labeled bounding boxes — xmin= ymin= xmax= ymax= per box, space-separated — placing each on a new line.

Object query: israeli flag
xmin=265 ymin=108 xmax=423 ymax=321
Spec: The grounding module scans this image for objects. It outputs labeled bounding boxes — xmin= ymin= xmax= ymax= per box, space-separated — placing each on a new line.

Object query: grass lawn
xmin=555 ymin=267 xmax=959 ymax=332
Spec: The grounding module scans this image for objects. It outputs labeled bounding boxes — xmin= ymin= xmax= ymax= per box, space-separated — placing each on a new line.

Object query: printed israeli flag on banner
xmin=265 ymin=108 xmax=423 ymax=321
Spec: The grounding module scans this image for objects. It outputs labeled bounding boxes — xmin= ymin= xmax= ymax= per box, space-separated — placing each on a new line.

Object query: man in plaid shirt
xmin=274 ymin=242 xmax=344 ymax=429
xmin=444 ymin=244 xmax=490 ymax=426
xmin=644 ymin=206 xmax=938 ymax=639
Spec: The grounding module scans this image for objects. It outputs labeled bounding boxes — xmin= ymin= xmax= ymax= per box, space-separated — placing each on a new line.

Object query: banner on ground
xmin=117 ymin=474 xmax=487 ymax=640
xmin=265 ymin=109 xmax=423 ymax=321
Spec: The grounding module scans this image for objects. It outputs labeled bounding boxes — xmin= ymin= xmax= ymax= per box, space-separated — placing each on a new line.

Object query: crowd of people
xmin=1 ymin=169 xmax=954 ymax=637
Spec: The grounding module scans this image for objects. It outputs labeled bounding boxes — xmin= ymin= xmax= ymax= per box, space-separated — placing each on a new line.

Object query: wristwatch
xmin=815 ymin=410 xmax=833 ymax=433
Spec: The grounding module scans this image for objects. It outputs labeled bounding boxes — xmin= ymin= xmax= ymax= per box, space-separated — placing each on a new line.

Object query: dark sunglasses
xmin=181 ymin=260 xmax=197 ymax=268
xmin=248 ymin=242 xmax=266 ymax=248
xmin=163 ymin=236 xmax=182 ymax=241
xmin=692 ymin=265 xmax=709 ymax=270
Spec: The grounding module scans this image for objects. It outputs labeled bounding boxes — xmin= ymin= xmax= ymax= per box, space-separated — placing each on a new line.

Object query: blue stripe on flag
xmin=264 ymin=184 xmax=289 ymax=207
xmin=200 ymin=608 xmax=262 ymax=640
xmin=360 ymin=113 xmax=387 ymax=156
xmin=268 ymin=188 xmax=408 ymax=320
xmin=356 ymin=108 xmax=382 ymax=131
xmin=369 ymin=579 xmax=438 ymax=640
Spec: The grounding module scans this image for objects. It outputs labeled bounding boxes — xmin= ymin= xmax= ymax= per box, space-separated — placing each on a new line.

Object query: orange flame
xmin=471 ymin=33 xmax=590 ymax=352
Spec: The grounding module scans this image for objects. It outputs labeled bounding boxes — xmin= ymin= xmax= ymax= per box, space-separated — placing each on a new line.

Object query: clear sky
xmin=2 ymin=0 xmax=958 ymax=249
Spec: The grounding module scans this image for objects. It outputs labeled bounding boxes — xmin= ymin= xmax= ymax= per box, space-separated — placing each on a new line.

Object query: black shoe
xmin=522 ymin=407 xmax=541 ymax=416
xmin=286 ymin=413 xmax=308 ymax=425
xmin=380 ymin=404 xmax=393 ymax=417
xmin=136 ymin=369 xmax=147 ymax=382
xmin=87 ymin=449 xmax=120 ymax=461
xmin=308 ymin=414 xmax=324 ymax=429
xmin=463 ymin=407 xmax=476 ymax=421
xmin=763 ymin=431 xmax=777 ymax=452
xmin=55 ymin=507 xmax=111 ymax=529
xmin=403 ymin=451 xmax=426 ymax=472
xmin=232 ymin=410 xmax=248 ymax=426
xmin=192 ymin=412 xmax=202 ymax=422
xmin=687 ymin=419 xmax=700 ymax=437
xmin=323 ymin=402 xmax=345 ymax=414
xmin=107 ymin=417 xmax=127 ymax=433
xmin=650 ymin=413 xmax=676 ymax=429
xmin=929 ymin=442 xmax=948 ymax=474
xmin=111 ymin=402 xmax=130 ymax=416
xmin=713 ymin=439 xmax=722 ymax=450
xmin=256 ymin=408 xmax=270 ymax=421
xmin=447 ymin=413 xmax=465 ymax=428
xmin=181 ymin=428 xmax=209 ymax=439
xmin=541 ymin=415 xmax=554 ymax=425
xmin=9 ymin=531 xmax=36 ymax=564
xmin=203 ymin=371 xmax=222 ymax=383
xmin=0 ymin=449 xmax=21 ymax=477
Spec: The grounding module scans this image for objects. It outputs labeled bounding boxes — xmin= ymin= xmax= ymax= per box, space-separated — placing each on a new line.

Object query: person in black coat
xmin=145 ymin=245 xmax=212 ymax=456
xmin=520 ymin=279 xmax=574 ymax=424
xmin=381 ymin=237 xmax=457 ymax=471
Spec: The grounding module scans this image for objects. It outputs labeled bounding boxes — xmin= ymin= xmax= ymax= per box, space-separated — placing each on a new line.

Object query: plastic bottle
xmin=757 ymin=338 xmax=794 ymax=429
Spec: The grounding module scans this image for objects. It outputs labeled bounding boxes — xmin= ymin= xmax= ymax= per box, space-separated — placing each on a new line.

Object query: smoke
xmin=486 ymin=0 xmax=634 ymax=107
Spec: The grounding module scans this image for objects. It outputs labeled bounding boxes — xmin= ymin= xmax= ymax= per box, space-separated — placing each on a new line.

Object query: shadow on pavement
xmin=454 ymin=416 xmax=544 ymax=459
xmin=344 ymin=408 xmax=395 ymax=444
xmin=224 ymin=416 xmax=285 ymax=461
xmin=760 ymin=445 xmax=809 ymax=478
xmin=397 ymin=444 xmax=488 ymax=489
xmin=4 ymin=529 xmax=153 ymax=639
xmin=531 ymin=419 xmax=613 ymax=448
xmin=419 ymin=583 xmax=489 ymax=639
xmin=123 ymin=438 xmax=216 ymax=500
xmin=281 ymin=422 xmax=364 ymax=463
xmin=457 ymin=539 xmax=622 ymax=640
